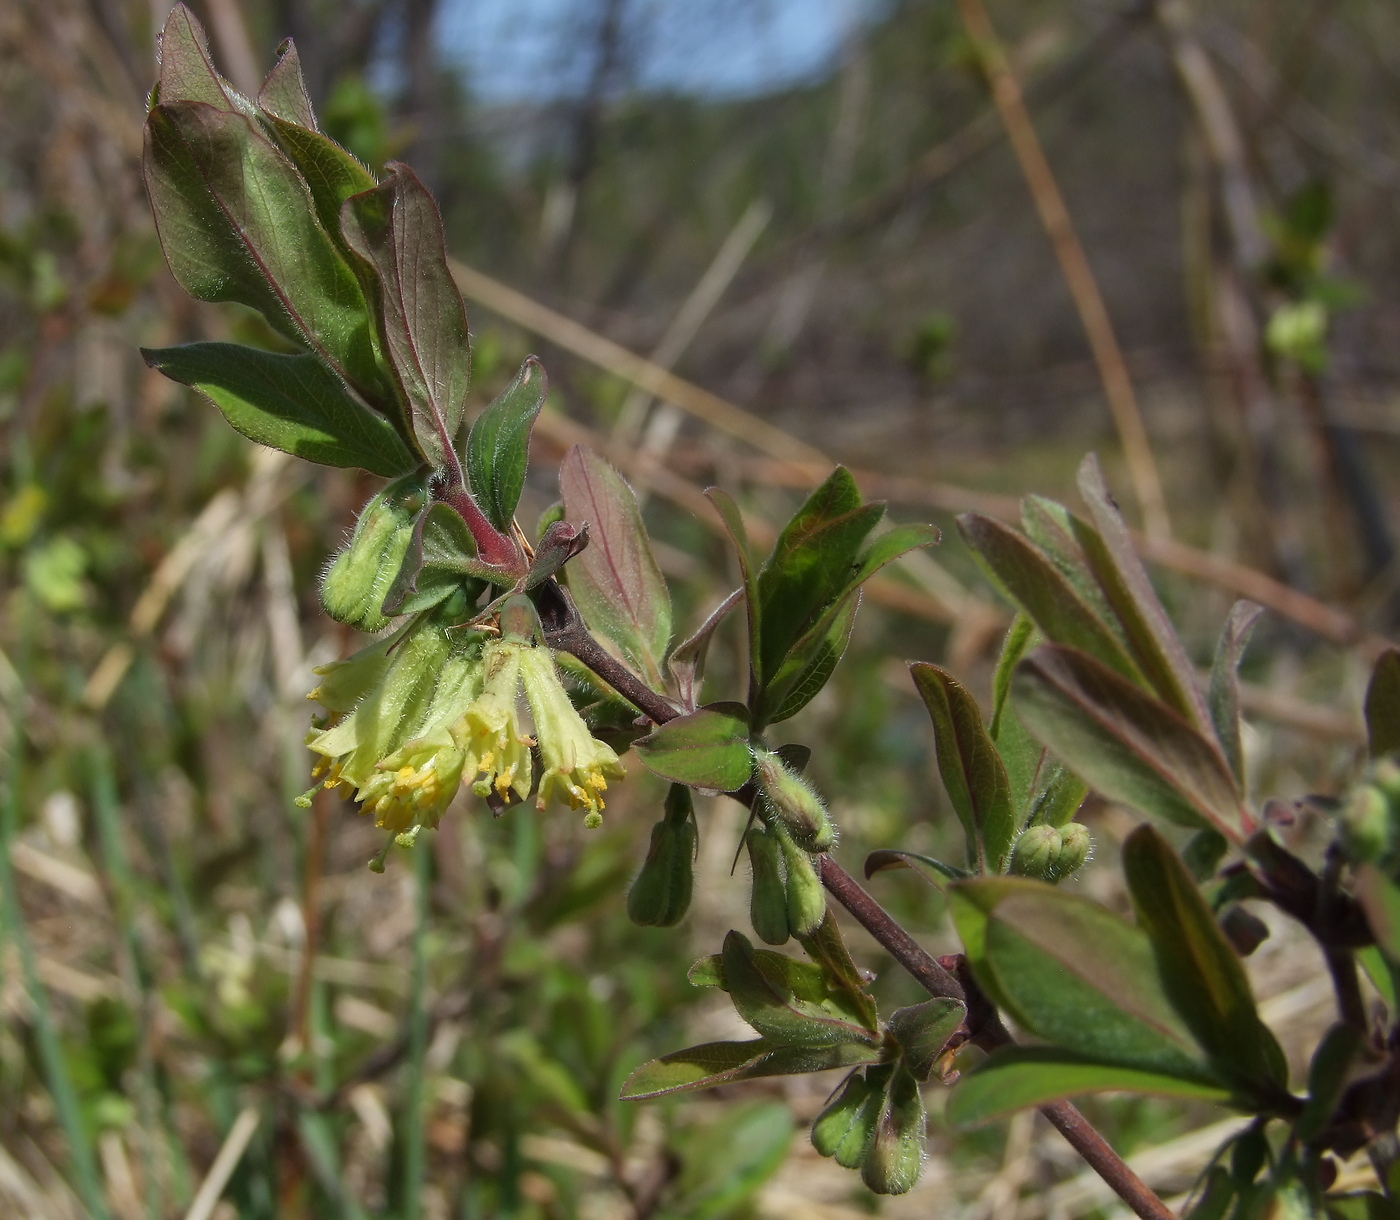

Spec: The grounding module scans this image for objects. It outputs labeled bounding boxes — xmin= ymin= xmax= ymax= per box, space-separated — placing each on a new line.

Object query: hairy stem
xmin=551 ymin=588 xmax=1176 ymax=1218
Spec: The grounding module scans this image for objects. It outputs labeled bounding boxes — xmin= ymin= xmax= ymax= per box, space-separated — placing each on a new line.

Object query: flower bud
xmin=1055 ymin=822 xmax=1092 ymax=879
xmin=753 ymin=748 xmax=833 ymax=852
xmin=1008 ymin=825 xmax=1060 ymax=880
xmin=860 ymin=1065 xmax=926 ymax=1196
xmin=627 ymin=787 xmax=696 ymax=928
xmin=776 ymin=824 xmax=826 ymax=937
xmin=1342 ymin=784 xmax=1392 ymax=863
xmin=320 ymin=475 xmax=424 ymax=633
xmin=1372 ymin=758 xmax=1400 ymax=802
xmin=811 ymin=1066 xmax=887 ymax=1168
xmin=745 ymin=825 xmax=790 ymax=946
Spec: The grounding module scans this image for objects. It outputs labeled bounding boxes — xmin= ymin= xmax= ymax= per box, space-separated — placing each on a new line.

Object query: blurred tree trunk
xmin=544 ymin=0 xmax=630 ymax=285
xmin=400 ymin=0 xmax=442 ymax=188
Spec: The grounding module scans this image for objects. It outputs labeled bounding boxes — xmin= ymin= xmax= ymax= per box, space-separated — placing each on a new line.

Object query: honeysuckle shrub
xmin=140 ymin=8 xmax=1400 ymax=1211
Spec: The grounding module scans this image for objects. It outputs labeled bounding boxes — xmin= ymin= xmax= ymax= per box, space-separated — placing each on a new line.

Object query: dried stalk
xmin=954 ymin=0 xmax=1172 ymax=543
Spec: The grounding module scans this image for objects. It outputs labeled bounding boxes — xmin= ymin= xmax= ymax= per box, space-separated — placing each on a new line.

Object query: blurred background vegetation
xmin=1 ymin=0 xmax=1398 ymax=1215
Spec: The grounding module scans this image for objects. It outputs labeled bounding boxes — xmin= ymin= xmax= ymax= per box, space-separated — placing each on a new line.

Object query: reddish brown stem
xmin=553 ymin=591 xmax=1174 ymax=1219
xmin=817 ymin=856 xmax=1174 ymax=1220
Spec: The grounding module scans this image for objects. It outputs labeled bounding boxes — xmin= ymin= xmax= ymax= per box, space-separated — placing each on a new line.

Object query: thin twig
xmin=954 ymin=0 xmax=1171 ymax=542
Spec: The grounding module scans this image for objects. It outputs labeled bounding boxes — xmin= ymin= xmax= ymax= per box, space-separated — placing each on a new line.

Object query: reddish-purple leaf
xmin=157 ymin=6 xmax=240 ymax=109
xmin=342 ymin=164 xmax=472 ymax=466
xmin=1013 ymin=644 xmax=1250 ymax=841
xmin=1075 ymin=455 xmax=1215 ymax=735
xmin=257 ymin=39 xmax=316 ymax=129
xmin=669 ymin=587 xmax=743 ymax=711
xmin=560 ymin=445 xmax=671 ymax=689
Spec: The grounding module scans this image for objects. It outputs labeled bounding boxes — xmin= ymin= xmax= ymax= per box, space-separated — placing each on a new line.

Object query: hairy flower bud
xmin=1055 ymin=822 xmax=1092 ymax=879
xmin=627 ymin=786 xmax=695 ymax=927
xmin=775 ymin=824 xmax=826 ymax=937
xmin=319 ymin=475 xmax=424 ymax=633
xmin=753 ymin=748 xmax=834 ymax=851
xmin=1008 ymin=825 xmax=1060 ymax=880
xmin=745 ymin=825 xmax=790 ymax=946
xmin=1343 ymin=784 xmax=1392 ymax=863
xmin=860 ymin=1065 xmax=926 ymax=1195
xmin=812 ymin=1067 xmax=887 ymax=1168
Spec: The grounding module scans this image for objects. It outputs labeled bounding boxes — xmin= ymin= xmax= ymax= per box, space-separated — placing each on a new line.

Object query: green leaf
xmin=716 ymin=930 xmax=879 ymax=1042
xmin=341 ymin=163 xmax=472 ymax=466
xmin=705 ymin=487 xmax=761 ymax=694
xmin=995 ymin=702 xmax=1088 ymax=830
xmin=1122 ymin=826 xmax=1286 ymax=1093
xmin=756 ymin=468 xmax=883 ymax=684
xmin=633 ymin=703 xmax=751 ymax=791
xmin=837 ymin=522 xmax=940 ymax=602
xmin=794 ymin=910 xmax=882 ymax=1034
xmin=1357 ymin=945 xmax=1398 ymax=1013
xmin=886 ymin=997 xmax=965 ymax=1081
xmin=382 ymin=501 xmax=481 ymax=616
xmin=1209 ymin=602 xmax=1263 ymax=785
xmin=947 ymin=1046 xmax=1231 ymax=1126
xmin=559 ymin=445 xmax=671 ymax=689
xmin=257 ymin=40 xmax=316 ymax=129
xmin=864 ymin=850 xmax=971 ymax=888
xmin=759 ymin=590 xmax=860 ymax=725
xmin=1075 ymin=454 xmax=1214 ymax=731
xmin=688 ymin=955 xmax=724 ymax=988
xmin=910 ymin=662 xmax=1015 ymax=872
xmin=990 ymin=614 xmax=1035 ymax=738
xmin=1297 ymin=1023 xmax=1364 ymax=1142
xmin=143 ymin=101 xmax=389 ymax=409
xmin=619 ymin=1039 xmax=878 ymax=1100
xmin=155 ymin=6 xmax=242 ymax=109
xmin=1012 ymin=644 xmax=1247 ymax=840
xmin=466 ymin=357 xmax=547 ymax=531
xmin=260 ymin=116 xmax=379 ymax=261
xmin=949 ymin=877 xmax=1218 ymax=1080
xmin=1356 ymin=864 xmax=1400 ymax=960
xmin=958 ymin=512 xmax=1145 ymax=685
xmin=720 ymin=931 xmax=881 ymax=1049
xmin=141 ymin=342 xmax=415 ymax=476
xmin=1365 ymin=649 xmax=1400 ymax=760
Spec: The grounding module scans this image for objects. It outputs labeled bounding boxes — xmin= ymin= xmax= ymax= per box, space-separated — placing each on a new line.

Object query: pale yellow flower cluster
xmin=305 ymin=623 xmax=625 ymax=853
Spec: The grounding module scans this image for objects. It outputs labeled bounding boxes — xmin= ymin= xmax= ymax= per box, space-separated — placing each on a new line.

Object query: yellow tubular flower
xmin=356 ymin=736 xmax=466 ymax=833
xmin=305 ymin=613 xmax=487 ymax=838
xmin=519 ymin=647 xmax=625 ymax=824
xmin=454 ymin=639 xmax=534 ymax=806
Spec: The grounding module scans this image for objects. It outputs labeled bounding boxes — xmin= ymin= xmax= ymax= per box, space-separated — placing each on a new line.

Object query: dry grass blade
xmin=183 ymin=1106 xmax=260 ymax=1220
xmin=954 ymin=0 xmax=1171 ymax=543
xmin=451 ymin=260 xmax=827 ymax=468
